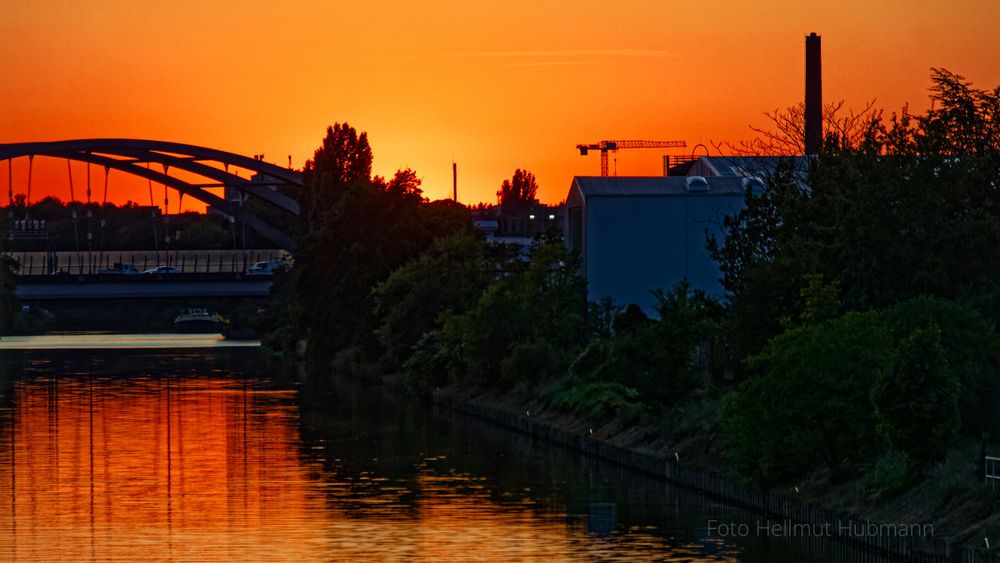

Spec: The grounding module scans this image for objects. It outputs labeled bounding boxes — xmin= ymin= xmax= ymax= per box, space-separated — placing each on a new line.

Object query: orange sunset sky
xmin=2 ymin=0 xmax=999 ymax=211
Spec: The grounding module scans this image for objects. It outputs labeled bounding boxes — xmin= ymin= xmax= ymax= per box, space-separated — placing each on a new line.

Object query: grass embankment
xmin=431 ymin=377 xmax=1000 ymax=554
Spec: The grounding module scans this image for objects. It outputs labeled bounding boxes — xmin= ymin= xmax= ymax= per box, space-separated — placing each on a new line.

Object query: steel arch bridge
xmin=0 ymin=139 xmax=302 ymax=251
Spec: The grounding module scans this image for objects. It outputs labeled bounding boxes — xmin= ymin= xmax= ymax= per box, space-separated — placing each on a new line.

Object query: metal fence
xmin=6 ymin=249 xmax=287 ymax=275
xmin=986 ymin=456 xmax=1000 ymax=492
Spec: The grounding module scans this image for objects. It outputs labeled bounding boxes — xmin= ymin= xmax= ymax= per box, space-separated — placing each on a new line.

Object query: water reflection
xmin=0 ymin=348 xmax=816 ymax=561
xmin=0 ymin=363 xmax=325 ymax=560
xmin=0 ymin=333 xmax=258 ymax=350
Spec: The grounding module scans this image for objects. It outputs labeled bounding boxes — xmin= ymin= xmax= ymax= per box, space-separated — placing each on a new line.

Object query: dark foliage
xmin=289 ymin=124 xmax=474 ymax=359
xmin=497 ymin=169 xmax=539 ymax=214
xmin=710 ymin=69 xmax=1000 ymax=376
xmin=4 ymin=197 xmax=261 ymax=252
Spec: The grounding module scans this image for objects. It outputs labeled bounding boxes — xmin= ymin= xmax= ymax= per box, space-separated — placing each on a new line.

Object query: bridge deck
xmin=16 ymin=273 xmax=273 ymax=300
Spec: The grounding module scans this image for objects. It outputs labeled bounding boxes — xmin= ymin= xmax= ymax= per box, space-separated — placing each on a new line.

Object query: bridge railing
xmin=6 ymin=250 xmax=287 ymax=276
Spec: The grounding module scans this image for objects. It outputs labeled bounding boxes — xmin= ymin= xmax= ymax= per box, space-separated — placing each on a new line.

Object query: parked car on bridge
xmin=97 ymin=263 xmax=141 ymax=275
xmin=247 ymin=259 xmax=286 ymax=276
xmin=142 ymin=266 xmax=181 ymax=275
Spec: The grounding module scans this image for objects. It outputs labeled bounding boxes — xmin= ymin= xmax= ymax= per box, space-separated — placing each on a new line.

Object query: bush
xmin=872 ymin=325 xmax=961 ymax=465
xmin=440 ymin=240 xmax=587 ymax=387
xmin=884 ymin=297 xmax=998 ymax=386
xmin=500 ymin=340 xmax=563 ymax=386
xmin=865 ymin=450 xmax=919 ymax=498
xmin=594 ymin=282 xmax=721 ymax=410
xmin=719 ymin=311 xmax=892 ymax=485
xmin=568 ymin=340 xmax=611 ymax=381
xmin=373 ymin=232 xmax=487 ymax=371
xmin=882 ymin=296 xmax=1000 ymax=438
xmin=604 ymin=321 xmax=700 ymax=408
xmin=548 ymin=381 xmax=643 ymax=422
xmin=401 ymin=330 xmax=456 ymax=397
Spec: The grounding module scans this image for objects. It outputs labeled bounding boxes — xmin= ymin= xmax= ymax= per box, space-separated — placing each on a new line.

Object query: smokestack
xmin=452 ymin=161 xmax=457 ymax=201
xmin=804 ymin=32 xmax=822 ymax=155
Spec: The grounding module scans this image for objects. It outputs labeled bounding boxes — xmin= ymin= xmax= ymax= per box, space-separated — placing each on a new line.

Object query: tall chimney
xmin=452 ymin=161 xmax=458 ymax=201
xmin=805 ymin=32 xmax=822 ymax=155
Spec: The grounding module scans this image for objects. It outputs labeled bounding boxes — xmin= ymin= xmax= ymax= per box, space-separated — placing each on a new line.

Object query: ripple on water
xmin=0 ymin=348 xmax=811 ymax=562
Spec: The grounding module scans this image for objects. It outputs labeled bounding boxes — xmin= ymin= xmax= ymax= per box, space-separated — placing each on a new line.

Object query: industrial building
xmin=564 ymin=158 xmax=812 ymax=312
xmin=565 ymin=32 xmax=823 ymax=313
xmin=565 ymin=173 xmax=753 ymax=312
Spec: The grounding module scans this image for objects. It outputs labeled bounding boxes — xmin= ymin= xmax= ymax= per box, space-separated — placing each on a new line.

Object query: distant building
xmin=495 ymin=196 xmax=562 ymax=237
xmin=473 ymin=202 xmax=564 ymax=251
xmin=565 ymin=156 xmax=808 ymax=313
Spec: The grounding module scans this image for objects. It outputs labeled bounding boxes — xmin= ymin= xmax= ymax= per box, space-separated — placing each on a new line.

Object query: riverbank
xmin=432 ymin=379 xmax=1000 ymax=562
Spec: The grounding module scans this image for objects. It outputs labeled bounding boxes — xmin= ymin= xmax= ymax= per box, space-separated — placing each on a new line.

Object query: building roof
xmin=571 ymin=176 xmax=748 ymax=199
xmin=693 ymin=156 xmax=811 ymax=179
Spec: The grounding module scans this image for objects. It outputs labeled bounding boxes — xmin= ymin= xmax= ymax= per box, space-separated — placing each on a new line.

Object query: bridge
xmin=15 ymin=273 xmax=273 ymax=300
xmin=0 ymin=138 xmax=302 ymax=251
xmin=8 ymin=247 xmax=285 ymax=300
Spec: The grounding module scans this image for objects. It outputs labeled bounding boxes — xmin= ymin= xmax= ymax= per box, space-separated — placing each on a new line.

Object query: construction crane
xmin=576 ymin=139 xmax=686 ymax=176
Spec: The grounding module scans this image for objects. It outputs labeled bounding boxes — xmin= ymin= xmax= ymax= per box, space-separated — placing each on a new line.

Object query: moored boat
xmin=174 ymin=308 xmax=223 ymax=334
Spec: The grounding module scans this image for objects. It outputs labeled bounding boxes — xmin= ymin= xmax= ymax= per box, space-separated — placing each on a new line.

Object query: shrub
xmin=569 ymin=340 xmax=611 ymax=381
xmin=872 ymin=325 xmax=961 ymax=465
xmin=440 ymin=240 xmax=587 ymax=387
xmin=865 ymin=450 xmax=919 ymax=498
xmin=719 ymin=311 xmax=893 ymax=485
xmin=884 ymin=297 xmax=997 ymax=385
xmin=500 ymin=340 xmax=563 ymax=386
xmin=401 ymin=330 xmax=456 ymax=396
xmin=373 ymin=232 xmax=487 ymax=371
xmin=548 ymin=381 xmax=643 ymax=422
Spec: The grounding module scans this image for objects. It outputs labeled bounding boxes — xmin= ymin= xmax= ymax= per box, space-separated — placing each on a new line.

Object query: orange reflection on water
xmin=0 ymin=370 xmax=719 ymax=561
xmin=0 ymin=376 xmax=333 ymax=561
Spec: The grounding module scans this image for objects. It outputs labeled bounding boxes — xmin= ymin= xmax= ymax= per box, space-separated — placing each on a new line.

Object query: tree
xmin=372 ymin=231 xmax=488 ymax=372
xmin=0 ymin=256 xmax=17 ymax=333
xmin=872 ymin=326 xmax=961 ymax=466
xmin=497 ymin=169 xmax=539 ymax=214
xmin=301 ymin=123 xmax=373 ymax=230
xmin=719 ymin=311 xmax=892 ymax=485
xmin=709 ymin=69 xmax=1000 ymax=373
xmin=435 ymin=239 xmax=587 ymax=386
xmin=882 ymin=296 xmax=1000 ymax=436
xmin=706 ymin=158 xmax=809 ymax=367
xmin=713 ymin=99 xmax=879 ymax=156
xmin=291 ymin=126 xmax=475 ymax=359
xmin=606 ymin=282 xmax=720 ymax=409
xmin=919 ymin=68 xmax=1000 ymax=155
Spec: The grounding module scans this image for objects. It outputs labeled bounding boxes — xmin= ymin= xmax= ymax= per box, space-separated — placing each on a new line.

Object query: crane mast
xmin=576 ymin=139 xmax=686 ymax=176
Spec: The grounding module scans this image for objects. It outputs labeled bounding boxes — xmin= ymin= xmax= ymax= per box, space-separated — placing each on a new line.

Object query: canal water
xmin=0 ymin=336 xmax=833 ymax=561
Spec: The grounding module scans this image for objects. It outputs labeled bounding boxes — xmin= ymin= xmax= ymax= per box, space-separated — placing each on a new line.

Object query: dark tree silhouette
xmin=301 ymin=123 xmax=373 ymax=229
xmin=920 ymin=68 xmax=1000 ymax=155
xmin=497 ymin=169 xmax=539 ymax=214
xmin=713 ymin=99 xmax=879 ymax=155
xmin=708 ymin=68 xmax=1000 ymax=373
xmin=284 ymin=124 xmax=476 ymax=358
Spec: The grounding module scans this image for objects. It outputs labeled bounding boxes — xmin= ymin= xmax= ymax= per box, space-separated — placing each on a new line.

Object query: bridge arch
xmin=0 ymin=139 xmax=302 ymax=251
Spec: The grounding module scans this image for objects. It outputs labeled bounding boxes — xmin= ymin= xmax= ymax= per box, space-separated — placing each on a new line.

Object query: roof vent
xmin=685 ymin=176 xmax=710 ymax=192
